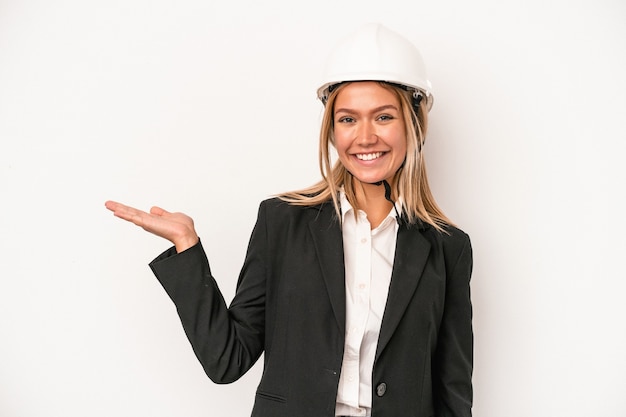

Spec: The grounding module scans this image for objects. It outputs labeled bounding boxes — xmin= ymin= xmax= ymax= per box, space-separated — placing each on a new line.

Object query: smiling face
xmin=333 ymin=81 xmax=407 ymax=187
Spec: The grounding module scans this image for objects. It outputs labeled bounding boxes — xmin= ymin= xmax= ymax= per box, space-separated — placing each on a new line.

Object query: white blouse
xmin=335 ymin=192 xmax=399 ymax=417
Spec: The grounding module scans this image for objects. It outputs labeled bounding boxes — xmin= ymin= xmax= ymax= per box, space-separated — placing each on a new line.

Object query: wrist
xmin=174 ymin=234 xmax=199 ymax=253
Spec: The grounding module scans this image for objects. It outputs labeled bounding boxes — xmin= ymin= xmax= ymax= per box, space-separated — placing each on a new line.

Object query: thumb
xmin=150 ymin=206 xmax=170 ymax=217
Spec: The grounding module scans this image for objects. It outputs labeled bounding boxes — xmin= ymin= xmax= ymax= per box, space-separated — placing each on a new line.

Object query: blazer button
xmin=376 ymin=382 xmax=387 ymax=397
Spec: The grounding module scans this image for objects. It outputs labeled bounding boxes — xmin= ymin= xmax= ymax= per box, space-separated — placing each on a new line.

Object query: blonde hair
xmin=278 ymin=81 xmax=452 ymax=231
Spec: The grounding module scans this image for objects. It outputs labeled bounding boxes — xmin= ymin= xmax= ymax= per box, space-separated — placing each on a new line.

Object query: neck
xmin=354 ymin=179 xmax=394 ymax=229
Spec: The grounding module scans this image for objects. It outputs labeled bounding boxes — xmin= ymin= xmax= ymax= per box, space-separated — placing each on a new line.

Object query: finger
xmin=105 ymin=200 xmax=137 ymax=215
xmin=104 ymin=200 xmax=122 ymax=212
xmin=107 ymin=203 xmax=149 ymax=226
xmin=149 ymin=206 xmax=170 ymax=217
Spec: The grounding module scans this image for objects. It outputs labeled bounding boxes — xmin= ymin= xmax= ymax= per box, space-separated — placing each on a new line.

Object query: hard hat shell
xmin=317 ymin=23 xmax=434 ymax=111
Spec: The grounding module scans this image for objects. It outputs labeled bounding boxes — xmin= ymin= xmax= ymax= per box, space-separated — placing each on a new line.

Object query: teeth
xmin=356 ymin=152 xmax=383 ymax=161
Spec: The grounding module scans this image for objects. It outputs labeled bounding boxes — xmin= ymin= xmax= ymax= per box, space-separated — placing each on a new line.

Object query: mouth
xmin=355 ymin=152 xmax=385 ymax=161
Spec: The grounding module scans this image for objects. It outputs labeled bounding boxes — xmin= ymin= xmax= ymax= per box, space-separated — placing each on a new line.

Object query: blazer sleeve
xmin=149 ymin=202 xmax=269 ymax=384
xmin=433 ymin=232 xmax=474 ymax=417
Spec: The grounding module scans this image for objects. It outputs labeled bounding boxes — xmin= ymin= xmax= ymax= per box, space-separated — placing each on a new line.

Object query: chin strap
xmin=373 ymin=180 xmax=404 ymax=226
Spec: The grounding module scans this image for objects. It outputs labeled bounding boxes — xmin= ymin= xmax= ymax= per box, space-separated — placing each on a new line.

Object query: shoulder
xmin=259 ymin=197 xmax=299 ymax=211
xmin=439 ymin=225 xmax=472 ymax=273
xmin=441 ymin=224 xmax=471 ymax=246
xmin=257 ymin=197 xmax=338 ymax=225
xmin=419 ymin=222 xmax=472 ymax=262
xmin=259 ymin=197 xmax=322 ymax=213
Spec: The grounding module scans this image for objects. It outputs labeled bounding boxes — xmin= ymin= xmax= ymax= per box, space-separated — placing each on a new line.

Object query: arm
xmin=149 ymin=234 xmax=266 ymax=383
xmin=105 ymin=200 xmax=267 ymax=383
xmin=433 ymin=234 xmax=474 ymax=417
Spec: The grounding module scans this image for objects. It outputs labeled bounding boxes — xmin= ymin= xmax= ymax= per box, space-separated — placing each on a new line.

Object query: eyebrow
xmin=334 ymin=104 xmax=399 ymax=115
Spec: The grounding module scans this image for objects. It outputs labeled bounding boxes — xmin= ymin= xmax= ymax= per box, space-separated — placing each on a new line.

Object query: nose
xmin=356 ymin=121 xmax=378 ymax=145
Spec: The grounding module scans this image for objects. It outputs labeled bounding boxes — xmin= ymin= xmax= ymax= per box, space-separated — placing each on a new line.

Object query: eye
xmin=337 ymin=116 xmax=355 ymax=123
xmin=377 ymin=114 xmax=394 ymax=121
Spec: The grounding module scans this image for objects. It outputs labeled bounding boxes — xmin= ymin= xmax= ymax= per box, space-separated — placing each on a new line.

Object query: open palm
xmin=105 ymin=200 xmax=199 ymax=253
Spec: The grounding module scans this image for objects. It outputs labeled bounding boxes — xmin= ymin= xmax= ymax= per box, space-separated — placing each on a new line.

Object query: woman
xmin=106 ymin=23 xmax=473 ymax=417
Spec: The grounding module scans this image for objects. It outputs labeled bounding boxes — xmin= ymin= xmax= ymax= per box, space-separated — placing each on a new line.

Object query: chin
xmin=353 ymin=175 xmax=388 ymax=185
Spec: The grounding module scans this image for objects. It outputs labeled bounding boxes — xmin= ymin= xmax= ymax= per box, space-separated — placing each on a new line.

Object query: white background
xmin=1 ymin=0 xmax=625 ymax=416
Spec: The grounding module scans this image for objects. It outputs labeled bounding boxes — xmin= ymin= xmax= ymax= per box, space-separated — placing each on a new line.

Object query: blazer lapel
xmin=308 ymin=204 xmax=346 ymax=335
xmin=376 ymin=224 xmax=431 ymax=359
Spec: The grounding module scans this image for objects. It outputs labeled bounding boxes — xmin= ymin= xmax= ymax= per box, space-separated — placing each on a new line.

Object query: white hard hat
xmin=317 ymin=23 xmax=434 ymax=111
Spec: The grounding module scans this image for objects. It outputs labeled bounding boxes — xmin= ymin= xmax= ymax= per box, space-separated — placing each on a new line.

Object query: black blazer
xmin=150 ymin=198 xmax=473 ymax=417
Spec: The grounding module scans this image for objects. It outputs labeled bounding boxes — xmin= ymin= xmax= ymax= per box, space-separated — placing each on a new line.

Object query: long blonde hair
xmin=278 ymin=81 xmax=452 ymax=231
